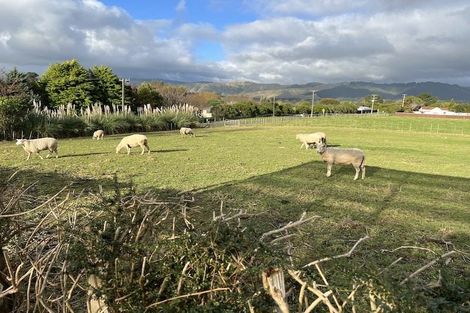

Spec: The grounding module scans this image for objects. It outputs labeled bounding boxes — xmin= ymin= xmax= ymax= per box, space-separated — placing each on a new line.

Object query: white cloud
xmin=0 ymin=0 xmax=469 ymax=84
xmin=176 ymin=0 xmax=187 ymax=12
xmin=219 ymin=3 xmax=470 ymax=84
xmin=0 ymin=0 xmax=225 ymax=81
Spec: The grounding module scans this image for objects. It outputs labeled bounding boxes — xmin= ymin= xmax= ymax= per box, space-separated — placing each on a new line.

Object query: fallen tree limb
xmin=304 ymin=235 xmax=370 ymax=268
xmin=145 ymin=287 xmax=230 ymax=310
xmin=260 ymin=212 xmax=319 ymax=242
xmin=400 ymin=250 xmax=456 ymax=285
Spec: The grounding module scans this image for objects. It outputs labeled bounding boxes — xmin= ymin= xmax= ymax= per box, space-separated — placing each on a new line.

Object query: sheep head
xmin=16 ymin=139 xmax=26 ymax=146
xmin=316 ymin=142 xmax=327 ymax=154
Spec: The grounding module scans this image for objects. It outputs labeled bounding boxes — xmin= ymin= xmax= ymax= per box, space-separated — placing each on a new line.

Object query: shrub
xmin=0 ymin=95 xmax=31 ymax=139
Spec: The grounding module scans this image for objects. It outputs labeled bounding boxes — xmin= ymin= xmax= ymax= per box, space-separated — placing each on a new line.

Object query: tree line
xmin=2 ymin=59 xmax=470 ymax=139
xmin=0 ymin=60 xmax=218 ymax=139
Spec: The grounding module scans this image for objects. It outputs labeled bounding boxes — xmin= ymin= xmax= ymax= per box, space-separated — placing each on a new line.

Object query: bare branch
xmin=260 ymin=212 xmax=319 ymax=242
xmin=400 ymin=250 xmax=456 ymax=285
xmin=0 ymin=186 xmax=68 ymax=218
xmin=381 ymin=246 xmax=436 ymax=255
xmin=145 ymin=287 xmax=230 ymax=310
xmin=304 ymin=235 xmax=369 ymax=268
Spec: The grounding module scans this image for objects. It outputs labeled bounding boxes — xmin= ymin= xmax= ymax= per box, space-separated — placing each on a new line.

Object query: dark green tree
xmin=1 ymin=68 xmax=40 ymax=99
xmin=319 ymin=98 xmax=340 ymax=106
xmin=0 ymin=69 xmax=36 ymax=139
xmin=295 ymin=101 xmax=312 ymax=114
xmin=135 ymin=82 xmax=164 ymax=107
xmin=233 ymin=101 xmax=257 ymax=117
xmin=89 ymin=65 xmax=121 ymax=106
xmin=40 ymin=59 xmax=94 ymax=108
xmin=417 ymin=93 xmax=438 ymax=105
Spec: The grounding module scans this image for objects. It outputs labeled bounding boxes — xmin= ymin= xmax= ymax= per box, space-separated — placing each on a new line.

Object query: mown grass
xmin=1 ymin=115 xmax=469 ymax=311
xmin=243 ymin=114 xmax=470 ymax=136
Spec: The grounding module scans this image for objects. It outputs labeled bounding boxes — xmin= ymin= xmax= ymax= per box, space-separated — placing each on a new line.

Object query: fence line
xmin=208 ymin=114 xmax=470 ymax=136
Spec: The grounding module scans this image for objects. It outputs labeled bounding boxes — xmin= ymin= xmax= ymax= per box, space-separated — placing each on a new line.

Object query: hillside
xmin=173 ymin=80 xmax=470 ymax=101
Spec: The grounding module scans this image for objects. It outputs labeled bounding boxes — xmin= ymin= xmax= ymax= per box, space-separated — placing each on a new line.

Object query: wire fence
xmin=208 ymin=114 xmax=470 ymax=136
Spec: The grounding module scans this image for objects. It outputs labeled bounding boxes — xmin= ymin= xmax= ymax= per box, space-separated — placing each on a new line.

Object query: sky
xmin=1 ymin=0 xmax=470 ymax=85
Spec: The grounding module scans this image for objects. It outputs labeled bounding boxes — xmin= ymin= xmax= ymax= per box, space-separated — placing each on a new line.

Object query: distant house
xmin=357 ymin=106 xmax=372 ymax=113
xmin=200 ymin=108 xmax=213 ymax=122
xmin=414 ymin=107 xmax=469 ymax=116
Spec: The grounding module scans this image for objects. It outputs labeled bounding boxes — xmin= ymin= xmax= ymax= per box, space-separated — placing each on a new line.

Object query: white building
xmin=414 ymin=107 xmax=470 ymax=116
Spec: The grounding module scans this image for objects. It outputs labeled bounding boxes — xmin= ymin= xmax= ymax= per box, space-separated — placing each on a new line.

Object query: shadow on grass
xmin=190 ymin=160 xmax=470 ymax=264
xmin=59 ymin=152 xmax=109 ymax=158
xmin=156 ymin=148 xmax=189 ymax=153
xmin=0 ymin=167 xmax=124 ymax=196
xmin=1 ymin=161 xmax=469 ymax=311
xmin=189 ymin=161 xmax=470 ymax=309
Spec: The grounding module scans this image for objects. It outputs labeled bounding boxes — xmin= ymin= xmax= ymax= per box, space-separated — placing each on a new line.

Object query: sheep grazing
xmin=16 ymin=137 xmax=59 ymax=160
xmin=315 ymin=142 xmax=365 ymax=180
xmin=296 ymin=132 xmax=326 ymax=150
xmin=180 ymin=127 xmax=195 ymax=137
xmin=116 ymin=134 xmax=150 ymax=155
xmin=92 ymin=129 xmax=105 ymax=140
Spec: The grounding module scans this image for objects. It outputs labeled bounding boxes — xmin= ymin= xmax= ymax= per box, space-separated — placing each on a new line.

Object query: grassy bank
xmin=1 ymin=115 xmax=469 ymax=311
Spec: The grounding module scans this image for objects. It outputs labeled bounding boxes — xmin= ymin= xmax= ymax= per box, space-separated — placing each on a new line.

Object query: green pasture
xmin=1 ymin=115 xmax=469 ymax=310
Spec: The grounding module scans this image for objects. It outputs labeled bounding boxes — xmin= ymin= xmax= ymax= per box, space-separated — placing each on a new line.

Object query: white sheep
xmin=92 ymin=130 xmax=105 ymax=140
xmin=315 ymin=142 xmax=365 ymax=180
xmin=16 ymin=138 xmax=59 ymax=160
xmin=180 ymin=127 xmax=195 ymax=137
xmin=116 ymin=134 xmax=150 ymax=155
xmin=296 ymin=132 xmax=326 ymax=150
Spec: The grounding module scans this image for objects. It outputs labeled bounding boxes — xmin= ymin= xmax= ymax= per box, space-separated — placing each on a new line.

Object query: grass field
xmin=1 ymin=115 xmax=469 ymax=311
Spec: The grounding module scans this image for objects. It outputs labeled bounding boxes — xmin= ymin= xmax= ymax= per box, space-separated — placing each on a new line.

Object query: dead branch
xmin=378 ymin=257 xmax=404 ymax=275
xmin=176 ymin=261 xmax=191 ymax=295
xmin=315 ymin=264 xmax=341 ymax=310
xmin=260 ymin=212 xmax=319 ymax=242
xmin=381 ymin=246 xmax=436 ymax=255
xmin=400 ymin=250 xmax=456 ymax=285
xmin=0 ymin=185 xmax=68 ymax=218
xmin=145 ymin=287 xmax=230 ymax=310
xmin=287 ymin=270 xmax=338 ymax=313
xmin=304 ymin=235 xmax=369 ymax=268
xmin=262 ymin=268 xmax=289 ymax=313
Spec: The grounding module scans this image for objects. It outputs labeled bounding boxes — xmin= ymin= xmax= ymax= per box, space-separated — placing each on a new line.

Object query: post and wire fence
xmin=207 ymin=113 xmax=470 ymax=136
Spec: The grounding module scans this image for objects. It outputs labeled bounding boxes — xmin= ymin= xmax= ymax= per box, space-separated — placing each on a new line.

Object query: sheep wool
xmin=316 ymin=143 xmax=365 ymax=180
xmin=296 ymin=132 xmax=326 ymax=150
xmin=92 ymin=130 xmax=105 ymax=140
xmin=116 ymin=134 xmax=150 ymax=155
xmin=180 ymin=127 xmax=195 ymax=136
xmin=16 ymin=137 xmax=59 ymax=160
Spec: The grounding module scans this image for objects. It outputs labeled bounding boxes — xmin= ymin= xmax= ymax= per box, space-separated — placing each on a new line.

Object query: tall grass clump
xmin=8 ymin=101 xmax=200 ymax=139
xmin=138 ymin=103 xmax=199 ymax=131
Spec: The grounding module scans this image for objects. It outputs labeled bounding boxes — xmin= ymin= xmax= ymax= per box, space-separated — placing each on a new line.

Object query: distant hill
xmin=131 ymin=79 xmax=470 ymax=101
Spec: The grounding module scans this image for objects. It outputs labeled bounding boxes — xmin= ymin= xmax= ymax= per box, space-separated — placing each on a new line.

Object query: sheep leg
xmin=353 ymin=165 xmax=360 ymax=180
xmin=145 ymin=143 xmax=150 ymax=154
xmin=326 ymin=163 xmax=332 ymax=177
xmin=37 ymin=152 xmax=44 ymax=160
xmin=140 ymin=144 xmax=145 ymax=155
xmin=26 ymin=152 xmax=31 ymax=160
xmin=361 ymin=165 xmax=366 ymax=179
xmin=126 ymin=146 xmax=131 ymax=155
